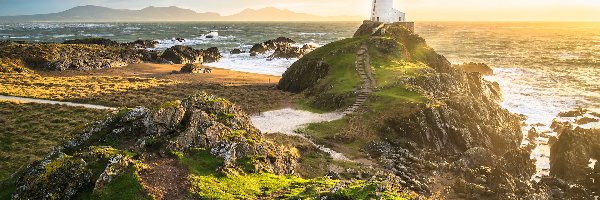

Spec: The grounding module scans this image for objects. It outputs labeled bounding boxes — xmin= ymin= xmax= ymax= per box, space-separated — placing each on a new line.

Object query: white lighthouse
xmin=371 ymin=0 xmax=406 ymax=23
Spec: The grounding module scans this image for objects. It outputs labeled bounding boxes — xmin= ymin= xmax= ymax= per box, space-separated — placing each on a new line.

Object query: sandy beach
xmin=39 ymin=63 xmax=282 ymax=86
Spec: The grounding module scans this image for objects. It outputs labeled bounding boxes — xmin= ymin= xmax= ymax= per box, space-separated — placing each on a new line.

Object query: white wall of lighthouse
xmin=371 ymin=0 xmax=406 ymax=23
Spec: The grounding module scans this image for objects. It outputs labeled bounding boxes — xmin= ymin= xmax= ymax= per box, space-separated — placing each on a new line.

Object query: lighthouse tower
xmin=371 ymin=0 xmax=406 ymax=24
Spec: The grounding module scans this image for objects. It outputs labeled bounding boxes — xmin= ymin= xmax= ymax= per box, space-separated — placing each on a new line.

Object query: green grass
xmin=178 ymin=148 xmax=412 ymax=199
xmin=299 ymin=118 xmax=369 ymax=159
xmin=90 ymin=167 xmax=152 ymax=200
xmin=0 ymin=101 xmax=110 ymax=181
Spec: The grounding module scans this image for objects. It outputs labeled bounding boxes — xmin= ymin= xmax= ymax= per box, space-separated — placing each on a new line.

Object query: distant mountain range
xmin=0 ymin=5 xmax=362 ymax=22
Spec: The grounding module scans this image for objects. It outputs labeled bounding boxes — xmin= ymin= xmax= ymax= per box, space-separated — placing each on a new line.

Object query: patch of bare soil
xmin=139 ymin=153 xmax=190 ymax=200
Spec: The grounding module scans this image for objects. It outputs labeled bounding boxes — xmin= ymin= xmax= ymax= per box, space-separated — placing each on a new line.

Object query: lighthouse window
xmin=377 ymin=17 xmax=379 ymax=21
xmin=399 ymin=17 xmax=402 ymax=21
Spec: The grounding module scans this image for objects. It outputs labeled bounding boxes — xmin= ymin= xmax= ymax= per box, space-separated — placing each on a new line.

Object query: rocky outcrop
xmin=550 ymin=126 xmax=600 ymax=195
xmin=0 ymin=43 xmax=146 ymax=70
xmin=62 ymin=38 xmax=159 ymax=49
xmin=200 ymin=47 xmax=222 ymax=63
xmin=160 ymin=45 xmax=203 ymax=64
xmin=63 ymin=38 xmax=120 ymax=46
xmin=455 ymin=62 xmax=494 ymax=75
xmin=179 ymin=63 xmax=203 ymax=74
xmin=387 ymin=70 xmax=520 ymax=155
xmin=126 ymin=40 xmax=159 ymax=49
xmin=267 ymin=44 xmax=317 ymax=60
xmin=6 ymin=93 xmax=298 ymax=199
xmin=250 ymin=37 xmax=296 ymax=56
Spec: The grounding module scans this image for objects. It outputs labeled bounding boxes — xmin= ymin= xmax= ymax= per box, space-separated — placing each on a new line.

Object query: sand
xmin=39 ymin=63 xmax=281 ymax=86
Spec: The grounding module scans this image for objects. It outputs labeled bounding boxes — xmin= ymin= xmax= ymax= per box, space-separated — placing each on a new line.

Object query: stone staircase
xmin=343 ymin=44 xmax=376 ymax=115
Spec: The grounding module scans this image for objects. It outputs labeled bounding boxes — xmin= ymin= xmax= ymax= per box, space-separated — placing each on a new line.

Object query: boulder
xmin=201 ymin=47 xmax=222 ymax=63
xmin=230 ymin=48 xmax=243 ymax=54
xmin=179 ymin=63 xmax=202 ymax=74
xmin=267 ymin=46 xmax=304 ymax=60
xmin=160 ymin=45 xmax=203 ymax=64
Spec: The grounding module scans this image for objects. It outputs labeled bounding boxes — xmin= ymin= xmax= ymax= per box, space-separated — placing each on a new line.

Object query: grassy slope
xmin=0 ymin=101 xmax=110 ymax=180
xmin=297 ymin=30 xmax=433 ymax=160
xmin=284 ymin=36 xmax=366 ymax=111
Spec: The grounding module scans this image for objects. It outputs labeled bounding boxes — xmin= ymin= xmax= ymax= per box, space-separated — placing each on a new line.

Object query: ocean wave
xmin=52 ymin=34 xmax=76 ymax=38
xmin=151 ymin=33 xmax=236 ymax=50
xmin=8 ymin=36 xmax=31 ymax=39
xmin=298 ymin=32 xmax=327 ymax=36
xmin=80 ymin=33 xmax=115 ymax=37
xmin=205 ymin=51 xmax=296 ymax=76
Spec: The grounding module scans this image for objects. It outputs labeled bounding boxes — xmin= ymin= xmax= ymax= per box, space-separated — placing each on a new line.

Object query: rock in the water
xmin=201 ymin=47 xmax=222 ymax=63
xmin=230 ymin=48 xmax=243 ymax=54
xmin=179 ymin=63 xmax=203 ymax=74
xmin=455 ymin=62 xmax=494 ymax=75
xmin=557 ymin=107 xmax=587 ymax=117
xmin=250 ymin=37 xmax=296 ymax=56
xmin=126 ymin=40 xmax=159 ymax=49
xmin=160 ymin=45 xmax=203 ymax=64
xmin=550 ymin=127 xmax=600 ymax=195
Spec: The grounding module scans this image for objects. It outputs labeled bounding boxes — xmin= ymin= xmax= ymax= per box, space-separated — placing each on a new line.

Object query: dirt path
xmin=343 ymin=43 xmax=376 ymax=114
xmin=139 ymin=154 xmax=190 ymax=200
xmin=250 ymin=108 xmax=349 ymax=161
xmin=0 ymin=95 xmax=116 ymax=110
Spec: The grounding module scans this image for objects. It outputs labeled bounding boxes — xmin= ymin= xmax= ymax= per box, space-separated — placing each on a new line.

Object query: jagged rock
xmin=126 ymin=40 xmax=159 ymax=49
xmin=386 ymin=70 xmax=522 ymax=155
xmin=455 ymin=62 xmax=494 ymax=76
xmin=528 ymin=128 xmax=539 ymax=144
xmin=201 ymin=47 xmax=222 ymax=63
xmin=250 ymin=37 xmax=296 ymax=56
xmin=13 ymin=153 xmax=93 ymax=200
xmin=179 ymin=63 xmax=203 ymax=74
xmin=160 ymin=45 xmax=203 ymax=64
xmin=550 ymin=127 xmax=600 ymax=195
xmin=268 ymin=46 xmax=302 ymax=60
xmin=558 ymin=107 xmax=587 ymax=117
xmin=230 ymin=48 xmax=243 ymax=54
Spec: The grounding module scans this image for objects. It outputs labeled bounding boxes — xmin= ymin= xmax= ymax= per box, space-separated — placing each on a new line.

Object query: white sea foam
xmin=590 ymin=159 xmax=598 ymax=169
xmin=52 ymin=34 xmax=76 ymax=38
xmin=152 ymin=34 xmax=236 ymax=50
xmin=80 ymin=33 xmax=115 ymax=37
xmin=206 ymin=52 xmax=296 ymax=76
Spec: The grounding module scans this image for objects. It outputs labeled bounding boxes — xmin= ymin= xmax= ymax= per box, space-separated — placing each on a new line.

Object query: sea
xmin=1 ymin=21 xmax=599 ymax=179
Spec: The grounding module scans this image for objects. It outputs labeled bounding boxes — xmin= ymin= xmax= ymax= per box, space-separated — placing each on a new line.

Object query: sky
xmin=0 ymin=0 xmax=599 ymax=21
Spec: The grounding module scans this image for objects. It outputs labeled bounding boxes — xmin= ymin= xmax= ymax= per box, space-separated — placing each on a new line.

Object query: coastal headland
xmin=0 ymin=21 xmax=598 ymax=199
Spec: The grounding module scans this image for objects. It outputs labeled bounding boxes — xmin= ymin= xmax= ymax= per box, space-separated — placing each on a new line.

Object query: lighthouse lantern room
xmin=371 ymin=0 xmax=406 ymax=23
